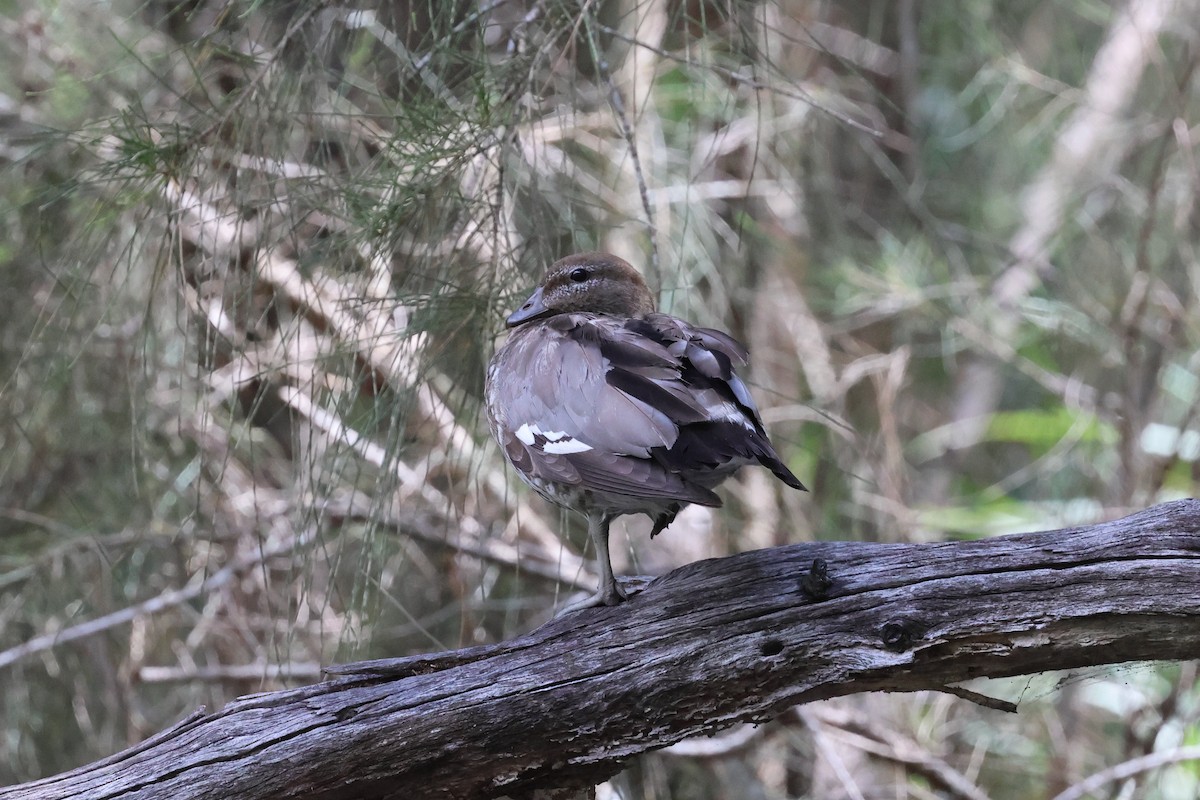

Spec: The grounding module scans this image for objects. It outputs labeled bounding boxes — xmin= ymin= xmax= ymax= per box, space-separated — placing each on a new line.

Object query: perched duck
xmin=485 ymin=252 xmax=805 ymax=612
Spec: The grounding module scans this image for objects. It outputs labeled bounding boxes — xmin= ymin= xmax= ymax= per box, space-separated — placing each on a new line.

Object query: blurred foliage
xmin=0 ymin=0 xmax=1199 ymax=797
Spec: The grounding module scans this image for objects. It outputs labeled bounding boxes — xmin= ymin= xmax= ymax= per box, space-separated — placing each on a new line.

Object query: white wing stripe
xmin=515 ymin=423 xmax=537 ymax=445
xmin=542 ymin=438 xmax=593 ymax=454
xmin=514 ymin=423 xmax=594 ymax=454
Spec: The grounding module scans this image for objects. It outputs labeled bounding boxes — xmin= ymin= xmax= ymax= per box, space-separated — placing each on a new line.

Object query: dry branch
xmin=4 ymin=500 xmax=1200 ymax=800
xmin=945 ymin=0 xmax=1192 ymax=459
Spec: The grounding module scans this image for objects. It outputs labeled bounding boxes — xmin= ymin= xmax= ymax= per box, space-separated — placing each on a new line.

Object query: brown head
xmin=506 ymin=252 xmax=656 ymax=327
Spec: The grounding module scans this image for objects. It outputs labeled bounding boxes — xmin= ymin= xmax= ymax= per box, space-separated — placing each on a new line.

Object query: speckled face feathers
xmin=486 ymin=252 xmax=805 ymax=613
xmin=506 ymin=253 xmax=655 ymax=326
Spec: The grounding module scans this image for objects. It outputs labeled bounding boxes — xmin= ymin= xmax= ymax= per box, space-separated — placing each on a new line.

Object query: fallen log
xmin=4 ymin=500 xmax=1199 ymax=800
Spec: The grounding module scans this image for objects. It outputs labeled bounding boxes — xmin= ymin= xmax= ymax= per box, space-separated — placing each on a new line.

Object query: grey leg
xmin=557 ymin=514 xmax=627 ymax=614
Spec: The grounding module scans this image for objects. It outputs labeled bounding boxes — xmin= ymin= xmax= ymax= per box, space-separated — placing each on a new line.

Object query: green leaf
xmin=985 ymin=407 xmax=1115 ymax=450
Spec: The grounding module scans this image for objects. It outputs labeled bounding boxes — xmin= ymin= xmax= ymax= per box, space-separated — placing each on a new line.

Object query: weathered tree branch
xmin=4 ymin=500 xmax=1200 ymax=800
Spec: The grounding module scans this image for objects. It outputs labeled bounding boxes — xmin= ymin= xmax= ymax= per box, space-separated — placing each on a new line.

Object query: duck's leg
xmin=590 ymin=513 xmax=628 ymax=606
xmin=557 ymin=513 xmax=627 ymax=615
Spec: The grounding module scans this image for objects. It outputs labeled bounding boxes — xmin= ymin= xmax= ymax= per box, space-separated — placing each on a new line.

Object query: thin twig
xmin=938 ymin=684 xmax=1018 ymax=714
xmin=0 ymin=528 xmax=310 ymax=671
xmin=1050 ymin=745 xmax=1200 ymax=800
xmin=596 ymin=23 xmax=885 ymax=138
xmin=581 ymin=7 xmax=659 ymax=278
xmin=804 ymin=704 xmax=994 ymax=800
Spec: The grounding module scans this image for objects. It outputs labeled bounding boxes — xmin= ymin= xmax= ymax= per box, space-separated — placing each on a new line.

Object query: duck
xmin=485 ymin=252 xmax=806 ymax=612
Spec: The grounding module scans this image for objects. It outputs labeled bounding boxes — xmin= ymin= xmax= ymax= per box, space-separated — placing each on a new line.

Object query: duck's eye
xmin=569 ymin=267 xmax=589 ymax=283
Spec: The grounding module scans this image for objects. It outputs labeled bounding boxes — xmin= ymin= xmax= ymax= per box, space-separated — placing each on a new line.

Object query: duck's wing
xmin=615 ymin=314 xmax=805 ymax=491
xmin=486 ymin=311 xmax=804 ymax=506
xmin=486 ymin=314 xmax=721 ymax=506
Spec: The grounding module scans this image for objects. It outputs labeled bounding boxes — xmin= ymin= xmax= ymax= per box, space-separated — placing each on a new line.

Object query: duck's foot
xmin=556 ymin=579 xmax=628 ymax=616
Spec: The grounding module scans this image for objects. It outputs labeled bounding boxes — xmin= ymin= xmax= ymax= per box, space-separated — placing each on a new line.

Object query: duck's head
xmin=506 ymin=252 xmax=656 ymax=327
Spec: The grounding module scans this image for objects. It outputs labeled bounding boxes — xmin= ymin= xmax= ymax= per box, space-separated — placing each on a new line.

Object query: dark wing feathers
xmin=569 ymin=450 xmax=723 ymax=507
xmin=681 ymin=342 xmax=731 ymax=381
xmin=596 ymin=331 xmax=677 ymax=371
xmin=604 ymin=368 xmax=710 ymax=425
xmin=487 ymin=310 xmax=803 ymax=510
xmin=620 ymin=315 xmax=804 ymax=491
xmin=689 ymin=326 xmax=749 ymax=365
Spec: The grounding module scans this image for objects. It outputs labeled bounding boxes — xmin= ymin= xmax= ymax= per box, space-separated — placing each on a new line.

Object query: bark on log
xmin=4 ymin=500 xmax=1200 ymax=800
